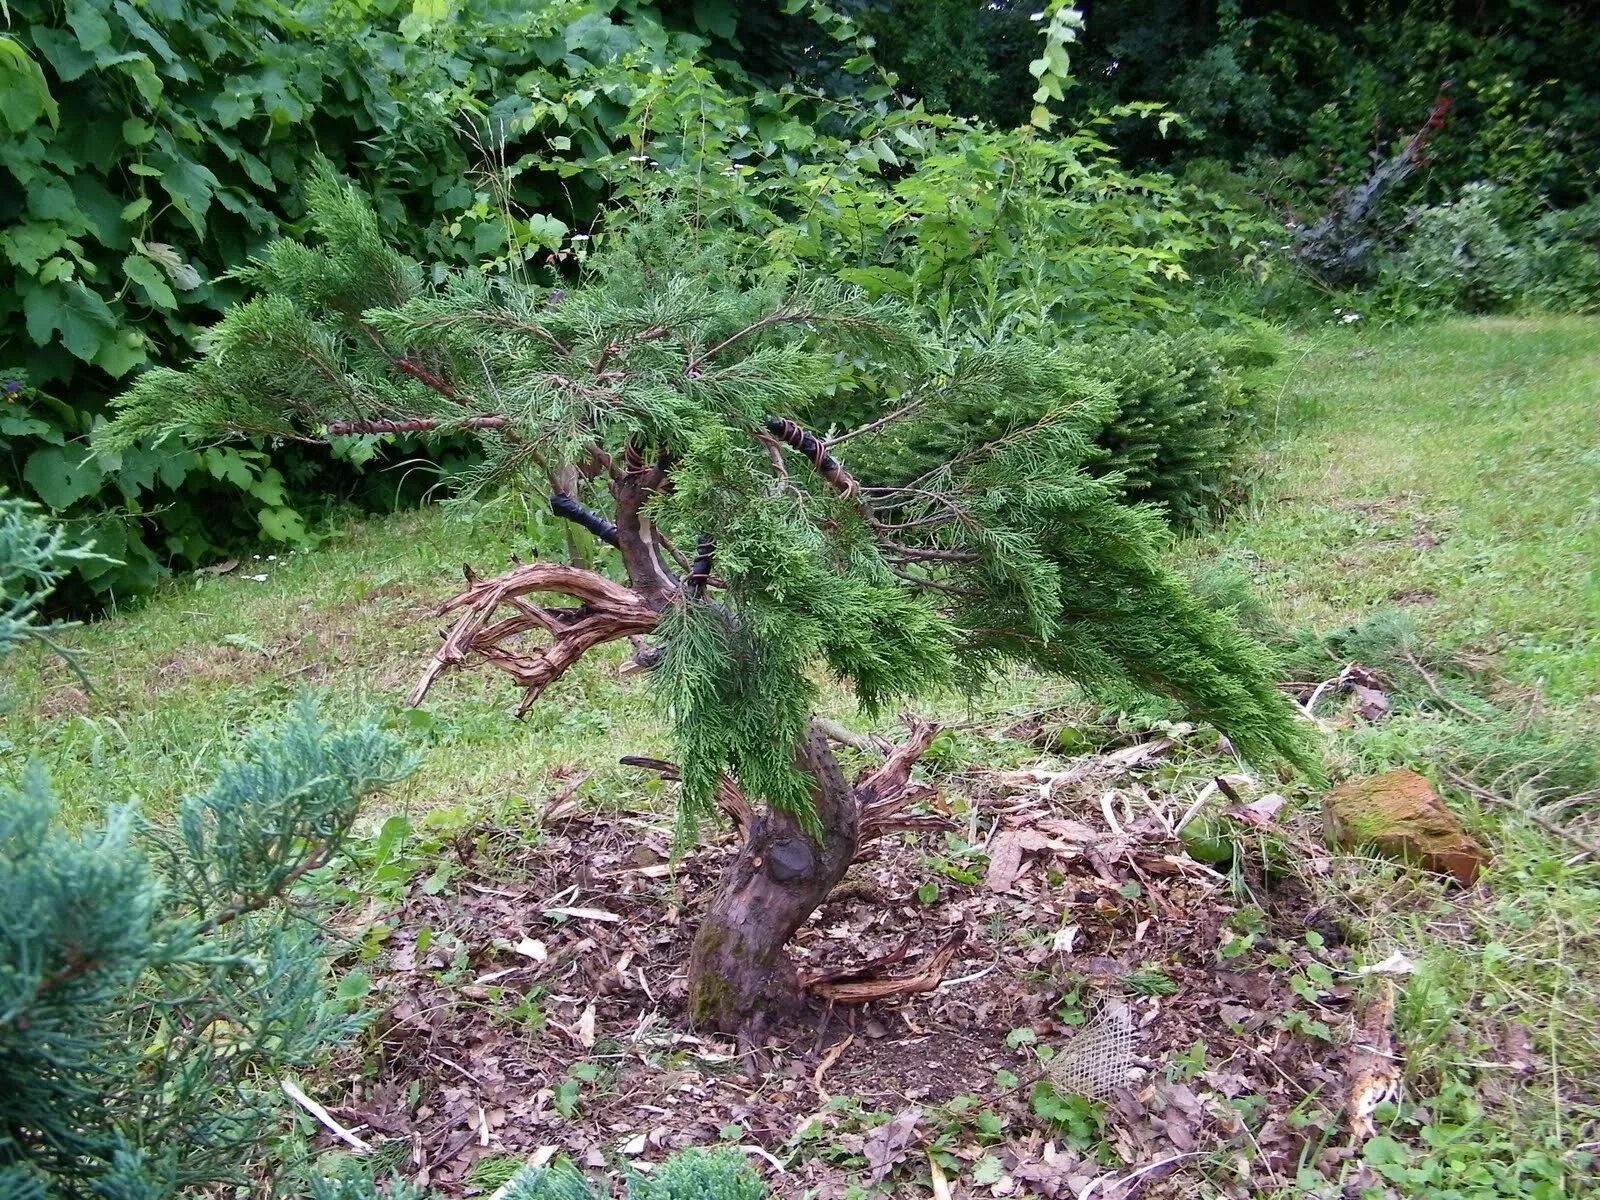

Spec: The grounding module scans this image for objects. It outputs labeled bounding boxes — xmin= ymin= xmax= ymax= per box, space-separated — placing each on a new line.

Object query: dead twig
xmin=1441 ymin=766 xmax=1600 ymax=860
xmin=281 ymin=1078 xmax=373 ymax=1153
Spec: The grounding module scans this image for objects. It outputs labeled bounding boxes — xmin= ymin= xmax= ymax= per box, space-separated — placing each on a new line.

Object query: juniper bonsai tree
xmin=104 ymin=167 xmax=1317 ymax=1034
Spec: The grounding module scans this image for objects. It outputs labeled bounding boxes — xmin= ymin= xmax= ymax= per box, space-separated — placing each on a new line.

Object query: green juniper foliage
xmin=0 ymin=501 xmax=416 ymax=1200
xmin=305 ymin=1148 xmax=768 ymax=1200
xmin=0 ymin=494 xmax=102 ymax=686
xmin=105 ymin=169 xmax=1317 ymax=832
xmin=835 ymin=327 xmax=1263 ymax=526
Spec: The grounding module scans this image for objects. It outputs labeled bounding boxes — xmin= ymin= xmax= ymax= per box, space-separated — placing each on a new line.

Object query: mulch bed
xmin=317 ymin=742 xmax=1373 ymax=1198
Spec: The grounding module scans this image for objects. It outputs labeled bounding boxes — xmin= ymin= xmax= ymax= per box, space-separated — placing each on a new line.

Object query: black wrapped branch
xmin=763 ymin=417 xmax=860 ymax=499
xmin=688 ymin=536 xmax=715 ymax=599
xmin=549 ymin=492 xmax=620 ymax=547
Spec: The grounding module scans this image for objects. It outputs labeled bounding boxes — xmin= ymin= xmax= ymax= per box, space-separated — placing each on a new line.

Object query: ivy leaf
xmin=124 ymin=253 xmax=177 ymax=309
xmin=24 ymin=445 xmax=103 ymax=509
xmin=23 ymin=280 xmax=117 ymax=361
xmin=0 ymin=38 xmax=61 ymax=132
xmin=152 ymin=153 xmax=219 ymax=235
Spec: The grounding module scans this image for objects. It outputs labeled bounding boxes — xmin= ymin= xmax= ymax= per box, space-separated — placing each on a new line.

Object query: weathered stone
xmin=1322 ymin=768 xmax=1490 ymax=885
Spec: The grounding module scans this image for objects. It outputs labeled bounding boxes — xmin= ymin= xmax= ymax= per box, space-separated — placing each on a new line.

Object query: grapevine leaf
xmin=22 ymin=281 xmax=117 ymax=361
xmin=65 ymin=0 xmax=114 ymax=55
xmin=30 ymin=27 xmax=96 ymax=82
xmin=124 ymin=253 xmax=177 ymax=309
xmin=24 ymin=446 xmax=103 ymax=509
xmin=4 ymin=223 xmax=70 ymax=274
xmin=153 ymin=153 xmax=219 ymax=235
xmin=0 ymin=38 xmax=60 ymax=132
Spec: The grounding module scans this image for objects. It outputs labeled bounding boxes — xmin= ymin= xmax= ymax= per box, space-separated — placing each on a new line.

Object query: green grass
xmin=0 ymin=493 xmax=1048 ymax=827
xmin=0 ymin=496 xmax=674 ymax=822
xmin=1187 ymin=314 xmax=1600 ymax=1196
xmin=1208 ymin=315 xmax=1600 ymax=705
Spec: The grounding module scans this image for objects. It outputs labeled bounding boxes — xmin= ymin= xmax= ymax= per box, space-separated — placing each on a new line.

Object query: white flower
xmin=1342 ymin=311 xmax=1363 ymax=323
xmin=249 ymin=573 xmax=269 ymax=582
xmin=267 ymin=554 xmax=278 ymax=561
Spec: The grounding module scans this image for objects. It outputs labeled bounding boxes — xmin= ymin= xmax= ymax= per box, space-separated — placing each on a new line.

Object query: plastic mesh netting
xmin=1046 ymin=1003 xmax=1136 ymax=1097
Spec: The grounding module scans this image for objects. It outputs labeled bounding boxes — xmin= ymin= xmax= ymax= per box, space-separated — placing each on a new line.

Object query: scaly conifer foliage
xmin=104 ymin=167 xmax=1317 ymax=1027
xmin=107 ymin=168 xmax=1314 ymax=791
xmin=0 ymin=499 xmax=416 ymax=1199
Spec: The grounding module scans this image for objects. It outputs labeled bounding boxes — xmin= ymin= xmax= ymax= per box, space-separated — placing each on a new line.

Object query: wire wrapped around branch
xmin=687 ymin=536 xmax=715 ymax=598
xmin=550 ymin=492 xmax=620 ymax=547
xmin=763 ymin=416 xmax=860 ymax=500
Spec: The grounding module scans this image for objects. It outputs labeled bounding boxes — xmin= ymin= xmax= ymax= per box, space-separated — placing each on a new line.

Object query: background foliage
xmin=0 ymin=0 xmax=749 ymax=601
xmin=3 ymin=0 xmax=1276 ymax=607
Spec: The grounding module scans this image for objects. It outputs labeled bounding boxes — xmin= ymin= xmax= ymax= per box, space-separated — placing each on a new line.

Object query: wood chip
xmin=543 ymin=906 xmax=622 ymax=922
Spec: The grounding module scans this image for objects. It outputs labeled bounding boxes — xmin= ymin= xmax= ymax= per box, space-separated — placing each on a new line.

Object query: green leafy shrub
xmin=1521 ymin=199 xmax=1600 ymax=315
xmin=0 ymin=0 xmax=739 ymax=602
xmin=1385 ymin=183 xmax=1527 ymax=313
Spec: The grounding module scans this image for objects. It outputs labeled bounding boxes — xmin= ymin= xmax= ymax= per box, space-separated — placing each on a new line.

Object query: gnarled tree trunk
xmin=685 ymin=720 xmax=859 ymax=1032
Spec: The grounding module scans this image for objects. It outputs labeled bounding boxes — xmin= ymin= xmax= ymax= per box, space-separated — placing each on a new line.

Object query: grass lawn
xmin=3 ymin=314 xmax=1596 ymax=1197
xmin=1186 ymin=314 xmax=1599 ymax=1196
xmin=1207 ymin=314 xmax=1599 ymax=706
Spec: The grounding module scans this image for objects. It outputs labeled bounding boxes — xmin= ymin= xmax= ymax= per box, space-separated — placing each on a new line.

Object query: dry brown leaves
xmin=314 ymin=731 xmax=1376 ymax=1197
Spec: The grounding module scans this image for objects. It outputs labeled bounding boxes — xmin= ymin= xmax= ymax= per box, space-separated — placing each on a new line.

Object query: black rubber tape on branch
xmin=763 ymin=416 xmax=860 ymax=499
xmin=550 ymin=492 xmax=620 ymax=547
xmin=688 ymin=536 xmax=715 ymax=599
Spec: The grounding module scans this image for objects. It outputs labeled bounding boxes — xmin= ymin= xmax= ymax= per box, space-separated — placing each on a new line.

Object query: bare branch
xmin=326 ymin=416 xmax=508 ymax=436
xmin=826 ymin=392 xmax=931 ymax=448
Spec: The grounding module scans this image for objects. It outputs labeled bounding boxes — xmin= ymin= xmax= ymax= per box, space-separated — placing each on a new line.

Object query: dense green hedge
xmin=1 ymin=0 xmax=741 ymax=601
xmin=3 ymin=0 xmax=1272 ymax=605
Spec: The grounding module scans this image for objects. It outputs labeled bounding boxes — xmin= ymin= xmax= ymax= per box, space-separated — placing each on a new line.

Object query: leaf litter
xmin=315 ymin=725 xmax=1387 ymax=1197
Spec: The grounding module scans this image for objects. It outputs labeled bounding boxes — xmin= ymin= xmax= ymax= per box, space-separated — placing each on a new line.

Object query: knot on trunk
xmin=765 ymin=837 xmax=816 ymax=882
